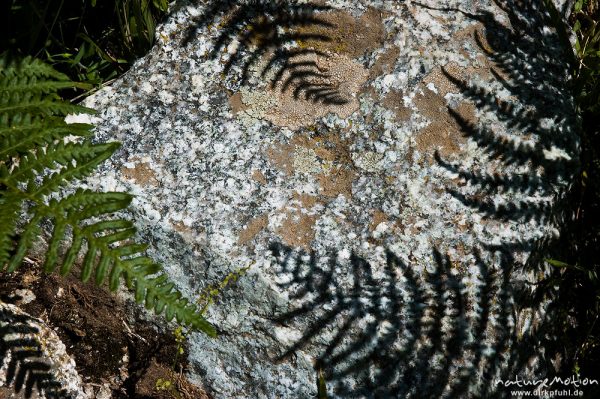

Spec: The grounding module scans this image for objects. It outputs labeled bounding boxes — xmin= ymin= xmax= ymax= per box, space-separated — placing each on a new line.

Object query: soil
xmin=0 ymin=263 xmax=209 ymax=399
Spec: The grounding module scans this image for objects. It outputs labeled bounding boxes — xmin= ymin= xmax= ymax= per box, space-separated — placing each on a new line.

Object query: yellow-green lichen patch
xmin=293 ymin=146 xmax=328 ymax=175
xmin=352 ymin=150 xmax=385 ymax=172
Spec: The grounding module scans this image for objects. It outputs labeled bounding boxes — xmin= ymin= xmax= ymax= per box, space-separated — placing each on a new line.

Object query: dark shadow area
xmin=269 ymin=242 xmax=524 ymax=398
xmin=0 ymin=0 xmax=169 ymax=90
xmin=0 ymin=303 xmax=70 ymax=399
xmin=182 ymin=0 xmax=349 ymax=105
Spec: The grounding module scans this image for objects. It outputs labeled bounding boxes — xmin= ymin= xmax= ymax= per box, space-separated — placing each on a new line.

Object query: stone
xmin=76 ymin=0 xmax=578 ymax=397
xmin=0 ymin=302 xmax=88 ymax=398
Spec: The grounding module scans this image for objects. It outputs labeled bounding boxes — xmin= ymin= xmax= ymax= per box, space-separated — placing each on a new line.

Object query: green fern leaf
xmin=0 ymin=55 xmax=215 ymax=336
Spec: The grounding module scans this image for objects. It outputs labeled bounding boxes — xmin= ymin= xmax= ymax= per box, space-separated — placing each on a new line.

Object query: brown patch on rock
xmin=251 ymin=169 xmax=267 ymax=184
xmin=230 ymin=7 xmax=389 ymax=130
xmin=274 ymin=192 xmax=323 ymax=250
xmin=423 ymin=25 xmax=512 ymax=97
xmin=267 ymin=145 xmax=294 ymax=175
xmin=422 ymin=63 xmax=465 ymax=97
xmin=370 ymin=46 xmax=401 ymax=78
xmin=370 ymin=210 xmax=388 ymax=232
xmin=276 ymin=211 xmax=317 ymax=250
xmin=171 ymin=221 xmax=193 ymax=235
xmin=267 ymin=132 xmax=356 ymax=199
xmin=360 ymin=84 xmax=411 ymax=123
xmin=292 ymin=192 xmax=320 ymax=209
xmin=382 ymin=89 xmax=411 ymax=122
xmin=296 ymin=7 xmax=387 ymax=58
xmin=317 ymin=167 xmax=354 ymax=198
xmin=255 ymin=52 xmax=368 ymax=130
xmin=228 ymin=91 xmax=250 ymax=114
xmin=122 ymin=162 xmax=159 ymax=186
xmin=414 ymin=88 xmax=476 ymax=158
xmin=238 ymin=215 xmax=269 ymax=245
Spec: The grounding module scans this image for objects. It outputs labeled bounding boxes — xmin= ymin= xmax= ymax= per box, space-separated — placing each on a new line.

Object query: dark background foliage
xmin=542 ymin=0 xmax=600 ymax=377
xmin=0 ymin=0 xmax=168 ymax=92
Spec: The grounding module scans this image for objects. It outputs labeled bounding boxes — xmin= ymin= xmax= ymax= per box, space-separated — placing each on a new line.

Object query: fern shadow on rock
xmin=416 ymin=0 xmax=583 ymax=380
xmin=424 ymin=0 xmax=578 ymax=252
xmin=182 ymin=0 xmax=350 ymax=105
xmin=268 ymin=242 xmax=527 ymax=398
xmin=0 ymin=305 xmax=71 ymax=399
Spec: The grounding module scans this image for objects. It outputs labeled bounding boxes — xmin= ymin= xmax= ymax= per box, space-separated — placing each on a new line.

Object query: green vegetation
xmin=0 ymin=3 xmax=216 ymax=397
xmin=0 ymin=55 xmax=215 ymax=336
xmin=0 ymin=0 xmax=168 ymax=93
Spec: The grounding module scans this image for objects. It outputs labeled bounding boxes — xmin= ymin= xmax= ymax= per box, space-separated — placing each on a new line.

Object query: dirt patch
xmin=0 ymin=264 xmax=209 ymax=399
xmin=136 ymin=360 xmax=208 ymax=399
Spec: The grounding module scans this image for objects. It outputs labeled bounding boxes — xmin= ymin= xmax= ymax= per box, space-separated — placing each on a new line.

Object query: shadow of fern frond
xmin=268 ymin=242 xmax=519 ymax=398
xmin=183 ymin=0 xmax=349 ymax=105
xmin=0 ymin=304 xmax=71 ymax=399
xmin=416 ymin=0 xmax=578 ymax=234
xmin=409 ymin=0 xmax=581 ymax=380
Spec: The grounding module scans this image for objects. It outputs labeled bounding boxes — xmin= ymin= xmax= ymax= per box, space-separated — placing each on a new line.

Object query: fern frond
xmin=0 ymin=117 xmax=92 ymax=161
xmin=0 ymin=55 xmax=215 ymax=336
xmin=0 ymin=54 xmax=94 ymax=164
xmin=0 ymin=191 xmax=21 ymax=267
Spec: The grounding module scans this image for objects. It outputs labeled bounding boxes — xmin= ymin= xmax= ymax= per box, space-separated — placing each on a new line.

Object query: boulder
xmin=79 ymin=0 xmax=578 ymax=397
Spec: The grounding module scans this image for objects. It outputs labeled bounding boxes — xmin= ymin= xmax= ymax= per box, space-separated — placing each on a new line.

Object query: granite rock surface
xmin=76 ymin=0 xmax=578 ymax=397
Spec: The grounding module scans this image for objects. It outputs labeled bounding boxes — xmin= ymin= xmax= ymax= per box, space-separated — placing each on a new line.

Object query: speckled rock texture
xmin=77 ymin=0 xmax=578 ymax=397
xmin=0 ymin=302 xmax=89 ymax=399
